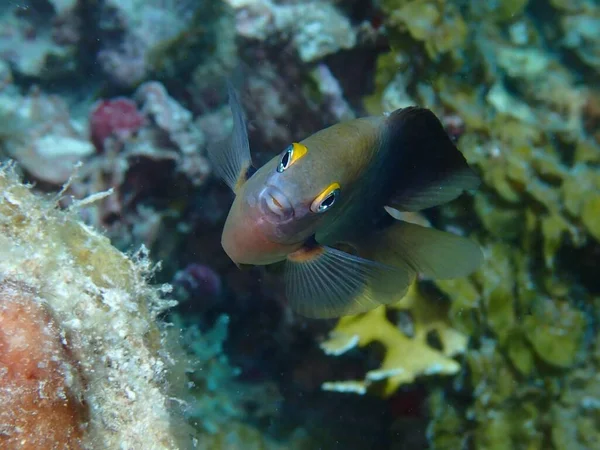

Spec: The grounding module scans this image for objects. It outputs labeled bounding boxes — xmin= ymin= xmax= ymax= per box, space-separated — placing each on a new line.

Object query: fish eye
xmin=310 ymin=183 xmax=341 ymax=213
xmin=276 ymin=143 xmax=308 ymax=173
xmin=318 ymin=191 xmax=338 ymax=212
xmin=277 ymin=145 xmax=293 ymax=173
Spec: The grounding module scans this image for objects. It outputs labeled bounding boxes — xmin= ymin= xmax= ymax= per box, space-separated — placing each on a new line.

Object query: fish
xmin=208 ymin=81 xmax=483 ymax=319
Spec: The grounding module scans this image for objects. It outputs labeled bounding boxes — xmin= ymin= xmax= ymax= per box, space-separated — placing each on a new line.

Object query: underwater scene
xmin=0 ymin=0 xmax=599 ymax=449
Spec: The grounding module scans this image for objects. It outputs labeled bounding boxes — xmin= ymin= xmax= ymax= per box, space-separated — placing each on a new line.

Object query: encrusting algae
xmin=0 ymin=162 xmax=197 ymax=449
xmin=0 ymin=162 xmax=322 ymax=450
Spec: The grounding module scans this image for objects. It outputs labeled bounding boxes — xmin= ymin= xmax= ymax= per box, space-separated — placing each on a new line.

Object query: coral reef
xmin=0 ymin=0 xmax=230 ymax=92
xmin=1 ymin=0 xmax=599 ymax=448
xmin=178 ymin=314 xmax=285 ymax=435
xmin=0 ymin=163 xmax=194 ymax=448
xmin=352 ymin=0 xmax=600 ymax=448
xmin=0 ymin=78 xmax=211 ymax=267
xmin=0 ymin=85 xmax=94 ymax=185
xmin=227 ymin=0 xmax=357 ymax=62
xmin=0 ymin=1 xmax=78 ymax=84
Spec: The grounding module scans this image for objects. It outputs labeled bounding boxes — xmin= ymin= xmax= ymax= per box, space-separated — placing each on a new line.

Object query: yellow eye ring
xmin=311 ymin=183 xmax=340 ymax=213
xmin=277 ymin=142 xmax=308 ymax=173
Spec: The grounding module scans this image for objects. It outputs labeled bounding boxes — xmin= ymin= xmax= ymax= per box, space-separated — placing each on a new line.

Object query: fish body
xmin=223 ymin=116 xmax=384 ymax=265
xmin=209 ymin=82 xmax=483 ymax=318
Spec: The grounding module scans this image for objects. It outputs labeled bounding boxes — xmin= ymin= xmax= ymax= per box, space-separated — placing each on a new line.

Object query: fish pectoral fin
xmin=385 ymin=107 xmax=480 ymax=211
xmin=359 ymin=220 xmax=483 ymax=280
xmin=207 ymin=80 xmax=256 ymax=194
xmin=283 ymin=244 xmax=413 ymax=319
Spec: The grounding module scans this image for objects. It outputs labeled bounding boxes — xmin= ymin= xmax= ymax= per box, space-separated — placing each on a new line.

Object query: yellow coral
xmin=320 ymin=283 xmax=467 ymax=397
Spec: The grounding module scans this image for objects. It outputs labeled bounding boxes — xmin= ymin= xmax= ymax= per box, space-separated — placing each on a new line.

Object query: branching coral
xmin=320 ymin=283 xmax=468 ymax=397
xmin=176 ymin=314 xmax=287 ymax=439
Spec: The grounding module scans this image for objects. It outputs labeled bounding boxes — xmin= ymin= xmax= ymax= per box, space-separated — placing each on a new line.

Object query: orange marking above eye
xmin=290 ymin=142 xmax=308 ymax=164
xmin=314 ymin=183 xmax=340 ymax=204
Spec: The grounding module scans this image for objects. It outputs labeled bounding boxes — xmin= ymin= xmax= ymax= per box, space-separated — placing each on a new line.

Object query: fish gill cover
xmin=0 ymin=0 xmax=599 ymax=449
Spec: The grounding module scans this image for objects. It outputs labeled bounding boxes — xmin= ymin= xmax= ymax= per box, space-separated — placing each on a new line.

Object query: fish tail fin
xmin=384 ymin=107 xmax=480 ymax=212
xmin=359 ymin=220 xmax=483 ymax=280
xmin=206 ymin=80 xmax=256 ymax=194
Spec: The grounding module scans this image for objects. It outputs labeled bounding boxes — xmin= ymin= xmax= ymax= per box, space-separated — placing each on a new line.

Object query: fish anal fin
xmin=385 ymin=107 xmax=480 ymax=211
xmin=284 ymin=244 xmax=413 ymax=319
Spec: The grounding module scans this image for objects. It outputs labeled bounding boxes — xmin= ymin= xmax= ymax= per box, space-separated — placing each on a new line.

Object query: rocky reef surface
xmin=0 ymin=0 xmax=599 ymax=449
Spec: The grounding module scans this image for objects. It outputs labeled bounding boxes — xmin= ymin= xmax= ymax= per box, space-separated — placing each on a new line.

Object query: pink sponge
xmin=89 ymin=98 xmax=145 ymax=152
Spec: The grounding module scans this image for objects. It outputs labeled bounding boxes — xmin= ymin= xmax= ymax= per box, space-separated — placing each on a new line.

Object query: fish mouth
xmin=260 ymin=185 xmax=294 ymax=221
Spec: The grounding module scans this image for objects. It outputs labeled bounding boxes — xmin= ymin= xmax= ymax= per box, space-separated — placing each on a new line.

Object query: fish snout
xmin=260 ymin=185 xmax=294 ymax=221
xmin=221 ymin=193 xmax=299 ymax=265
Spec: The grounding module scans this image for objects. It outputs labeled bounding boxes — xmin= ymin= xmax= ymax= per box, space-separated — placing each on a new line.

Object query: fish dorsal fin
xmin=207 ymin=81 xmax=255 ymax=194
xmin=385 ymin=107 xmax=480 ymax=212
xmin=284 ymin=243 xmax=413 ymax=319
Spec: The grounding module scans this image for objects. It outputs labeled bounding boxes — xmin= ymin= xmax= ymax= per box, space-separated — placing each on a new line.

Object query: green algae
xmin=363 ymin=0 xmax=600 ymax=448
xmin=436 ymin=277 xmax=480 ymax=336
xmin=506 ymin=331 xmax=534 ymax=375
xmin=524 ymin=299 xmax=585 ymax=368
xmin=581 ymin=195 xmax=600 ymax=242
xmin=474 ymin=194 xmax=524 ymax=240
